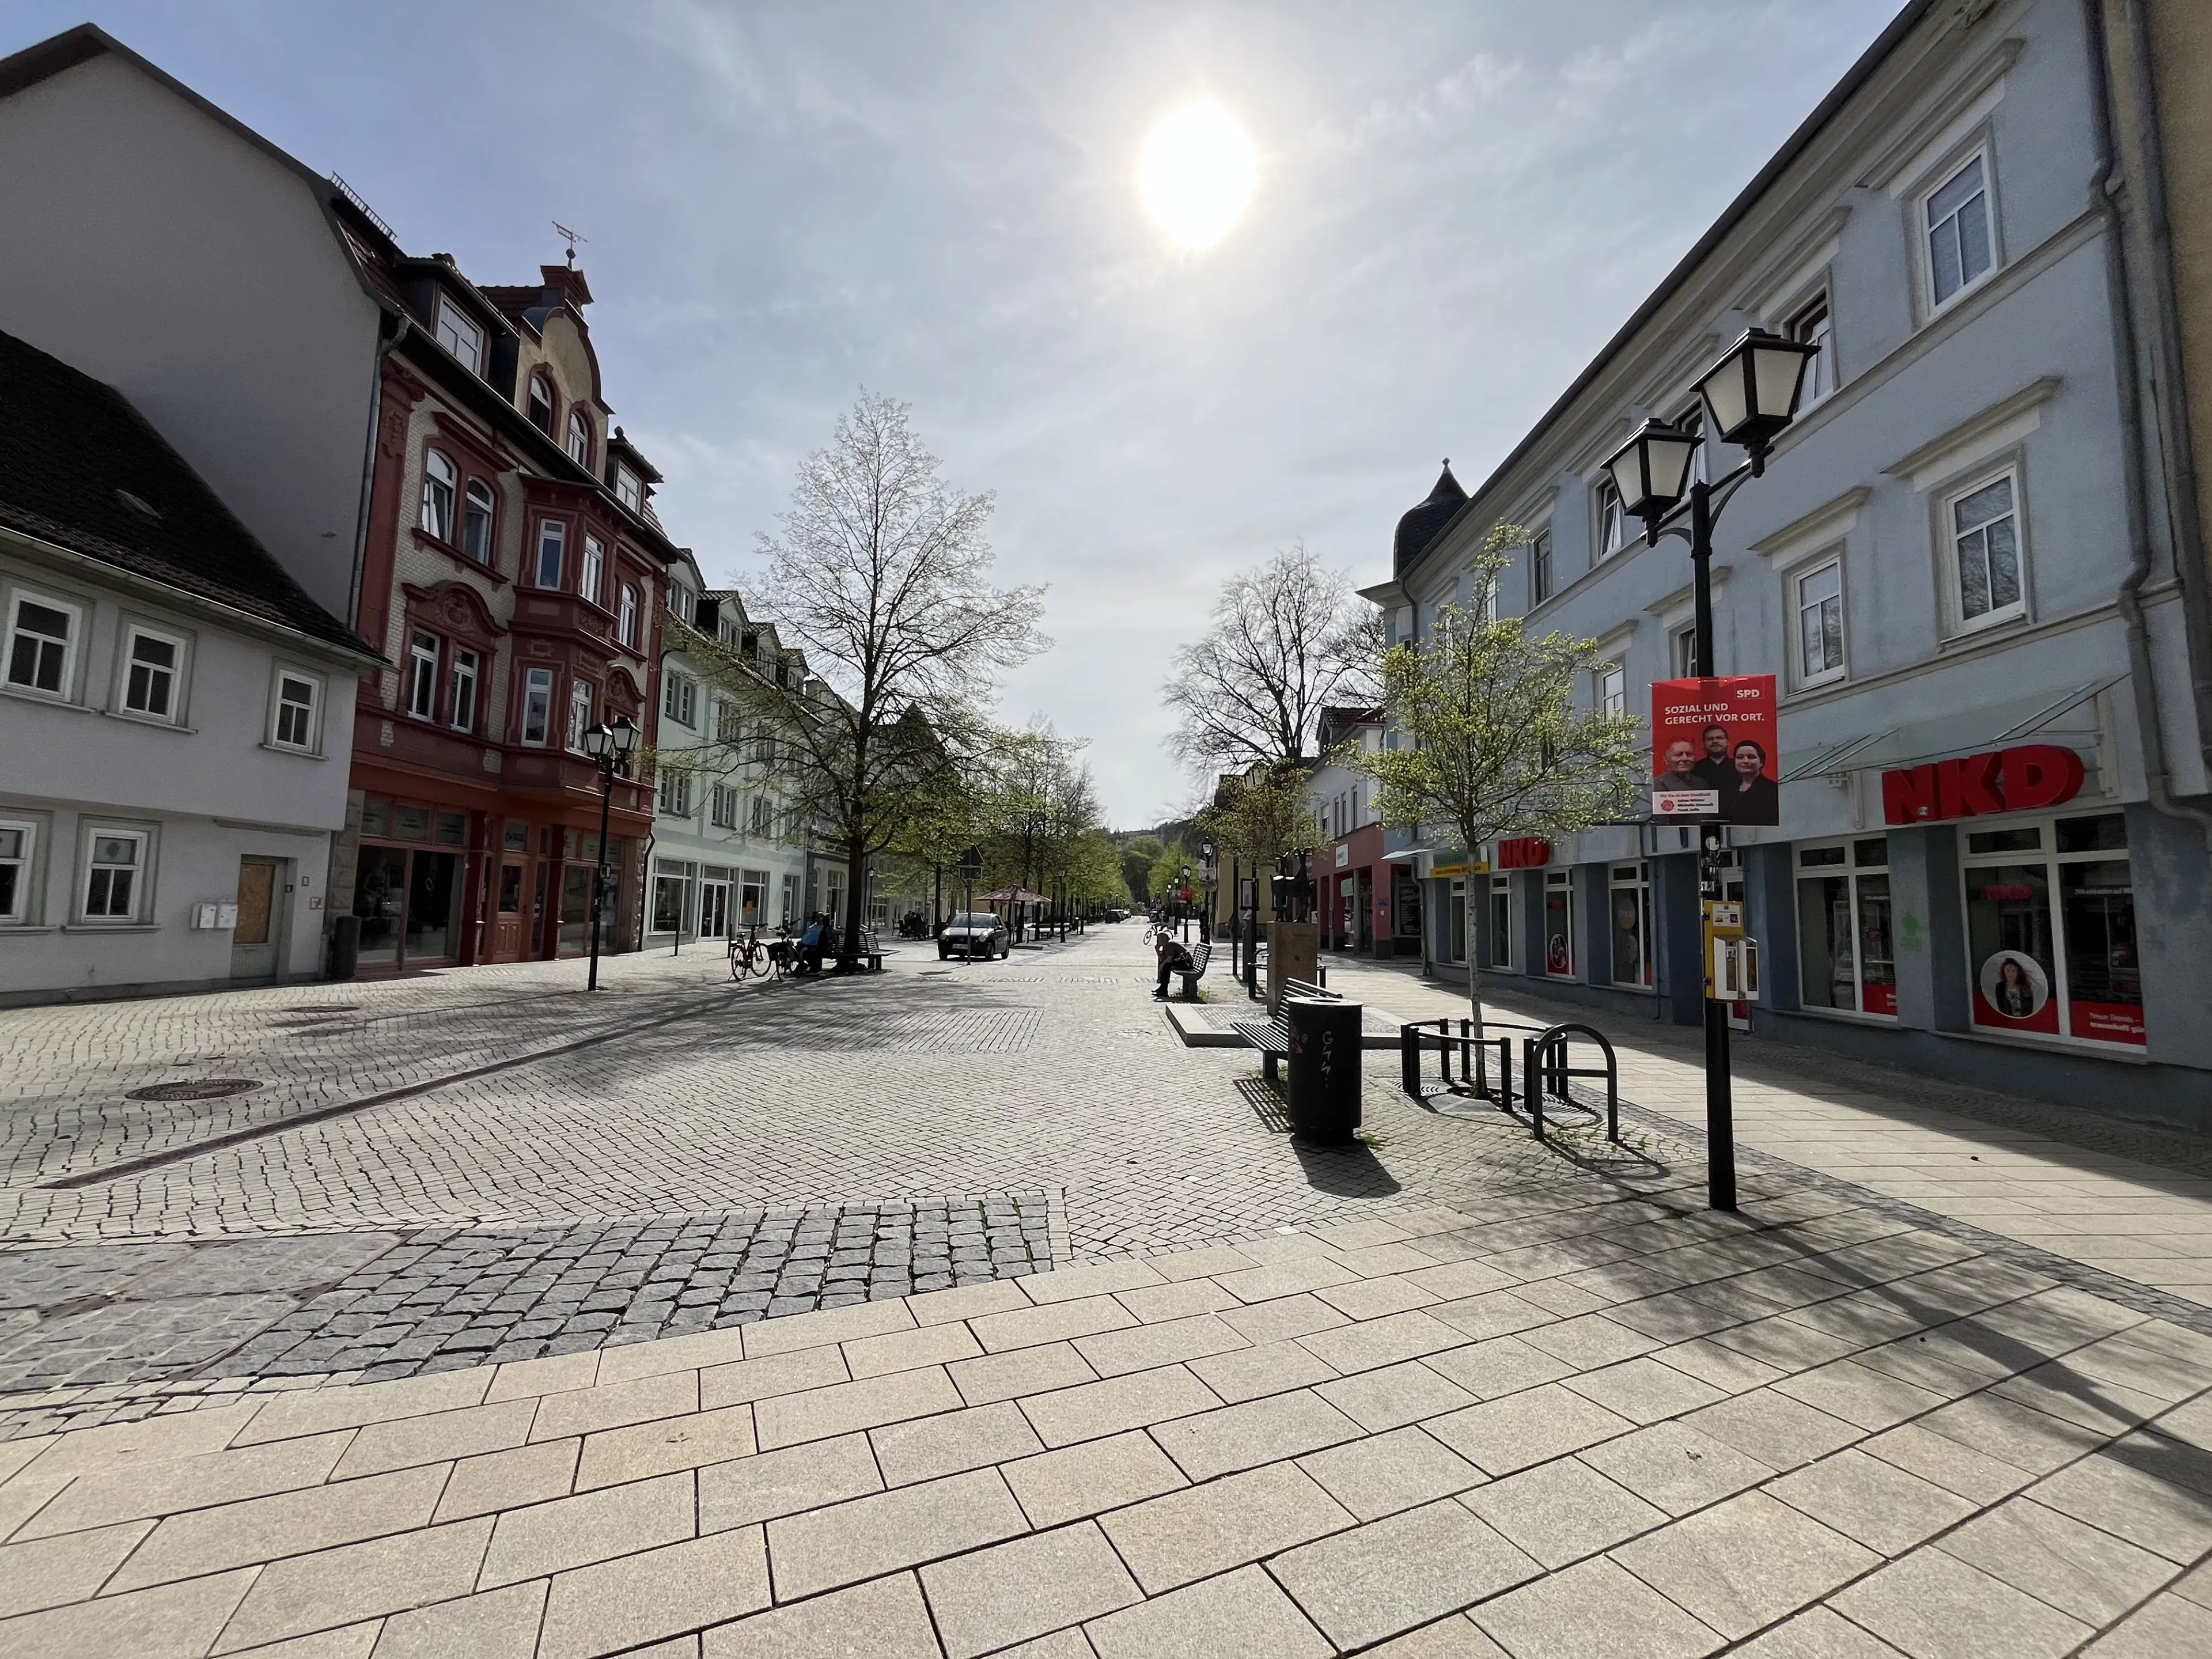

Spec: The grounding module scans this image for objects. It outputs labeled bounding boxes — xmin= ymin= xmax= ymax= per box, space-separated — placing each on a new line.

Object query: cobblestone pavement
xmin=3 ymin=1173 xmax=2210 ymax=1658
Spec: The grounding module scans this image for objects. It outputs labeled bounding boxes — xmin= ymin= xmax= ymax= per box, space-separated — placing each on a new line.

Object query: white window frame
xmin=1486 ymin=874 xmax=1512 ymax=972
xmin=1941 ymin=462 xmax=2028 ymax=637
xmin=462 ymin=479 xmax=497 ymax=564
xmin=658 ymin=767 xmax=692 ymax=819
xmin=419 ymin=449 xmax=457 ymax=542
xmin=268 ymin=665 xmax=324 ymax=754
xmin=1957 ymin=811 xmax=2139 ymax=1050
xmin=1594 ymin=476 xmax=1627 ymax=559
xmin=1596 ymin=660 xmax=1626 ymax=719
xmin=449 ymin=647 xmax=480 ymax=733
xmin=117 ymin=619 xmax=190 ymax=724
xmin=663 ymin=674 xmax=696 ymax=728
xmin=579 ymin=535 xmax=605 ymax=607
xmin=434 ymin=297 xmax=483 ymax=374
xmin=1921 ymin=146 xmax=1997 ymax=317
xmin=615 ymin=467 xmax=643 ymax=514
xmin=566 ymin=409 xmax=592 ymax=468
xmin=1542 ymin=869 xmax=1576 ymax=980
xmin=406 ymin=631 xmax=440 ymax=721
xmin=1791 ymin=554 xmax=1848 ymax=690
xmin=1608 ymin=861 xmax=1654 ymax=993
xmin=77 ymin=823 xmax=153 ymax=925
xmin=1528 ymin=525 xmax=1554 ymax=607
xmin=5 ymin=586 xmax=84 ymax=702
xmin=710 ymin=782 xmax=739 ymax=829
xmin=566 ymin=679 xmax=593 ymax=752
xmin=667 ymin=585 xmax=695 ymax=625
xmin=534 ymin=519 xmax=566 ymax=589
xmin=1787 ymin=290 xmax=1837 ymax=406
xmin=0 ymin=816 xmax=39 ymax=925
xmin=618 ymin=584 xmax=639 ymax=649
xmin=520 ymin=666 xmax=554 ymax=747
xmin=751 ymin=794 xmax=773 ymax=836
xmin=1669 ymin=624 xmax=1698 ymax=679
xmin=1795 ymin=838 xmax=1897 ymax=1021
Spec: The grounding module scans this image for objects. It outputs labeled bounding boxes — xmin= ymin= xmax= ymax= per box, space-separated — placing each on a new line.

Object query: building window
xmin=663 ymin=674 xmax=696 ymax=728
xmin=1487 ymin=876 xmax=1512 ymax=971
xmin=420 ymin=449 xmax=457 ymax=542
xmin=580 ymin=535 xmax=604 ymax=607
xmin=1543 ymin=869 xmax=1575 ymax=978
xmin=1448 ymin=878 xmax=1467 ymax=964
xmin=668 ymin=585 xmax=695 ymax=626
xmin=521 ymin=667 xmax=554 ymax=746
xmin=1789 ymin=293 xmax=1835 ymax=404
xmin=1796 ymin=838 xmax=1895 ymax=1017
xmin=82 ymin=829 xmax=147 ymax=922
xmin=121 ymin=625 xmax=183 ymax=719
xmin=618 ymin=584 xmax=639 ymax=648
xmin=1596 ymin=661 xmax=1626 ymax=719
xmin=652 ymin=873 xmax=687 ymax=934
xmin=1961 ymin=812 xmax=2141 ymax=1046
xmin=566 ymin=410 xmax=592 ymax=468
xmin=711 ymin=783 xmax=740 ymax=828
xmin=0 ymin=821 xmax=34 ymax=923
xmin=1671 ymin=625 xmax=1698 ymax=679
xmin=1794 ymin=558 xmax=1846 ymax=688
xmin=271 ymin=670 xmax=320 ymax=751
xmin=658 ymin=768 xmax=692 ymax=817
xmin=616 ymin=467 xmax=643 ymax=514
xmin=6 ymin=592 xmax=78 ymax=698
xmin=406 ymin=631 xmax=439 ymax=720
xmin=1529 ymin=528 xmax=1553 ymax=605
xmin=450 ymin=647 xmax=479 ymax=732
xmin=535 ymin=520 xmax=566 ymax=588
xmin=463 ymin=480 xmax=496 ymax=564
xmin=1676 ymin=402 xmax=1709 ymax=487
xmin=567 ymin=679 xmax=593 ymax=751
xmin=1594 ymin=477 xmax=1627 ymax=558
xmin=751 ymin=794 xmax=773 ymax=836
xmin=1926 ymin=153 xmax=1994 ymax=310
xmin=528 ymin=373 xmax=556 ymax=435
xmin=1947 ymin=470 xmax=2024 ymax=631
xmin=1609 ymin=862 xmax=1652 ymax=989
xmin=435 ymin=298 xmax=483 ymax=374
xmin=714 ymin=700 xmax=741 ymax=744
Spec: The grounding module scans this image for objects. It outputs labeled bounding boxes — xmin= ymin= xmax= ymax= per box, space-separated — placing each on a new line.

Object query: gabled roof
xmin=0 ymin=328 xmax=374 ymax=657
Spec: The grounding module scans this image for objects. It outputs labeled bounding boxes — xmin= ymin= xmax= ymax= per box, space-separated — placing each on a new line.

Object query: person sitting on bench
xmin=798 ymin=913 xmax=828 ymax=976
xmin=1153 ymin=931 xmax=1195 ymax=1001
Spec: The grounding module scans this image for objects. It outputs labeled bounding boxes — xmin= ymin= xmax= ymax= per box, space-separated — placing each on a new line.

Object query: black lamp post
xmin=1198 ymin=842 xmax=1216 ymax=944
xmin=580 ymin=713 xmax=639 ymax=991
xmin=1602 ymin=325 xmax=1816 ymax=1212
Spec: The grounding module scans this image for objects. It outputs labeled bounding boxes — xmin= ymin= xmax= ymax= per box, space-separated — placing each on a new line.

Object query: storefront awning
xmin=1778 ymin=676 xmax=2120 ymax=782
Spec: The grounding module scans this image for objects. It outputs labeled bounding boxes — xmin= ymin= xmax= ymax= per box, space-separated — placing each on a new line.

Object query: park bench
xmin=843 ymin=927 xmax=885 ymax=974
xmin=1167 ymin=940 xmax=1211 ymax=999
xmin=1232 ymin=976 xmax=1336 ymax=1085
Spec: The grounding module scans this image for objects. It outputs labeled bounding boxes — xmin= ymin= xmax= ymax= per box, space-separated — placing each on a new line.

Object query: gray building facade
xmin=1368 ymin=0 xmax=2212 ymax=1128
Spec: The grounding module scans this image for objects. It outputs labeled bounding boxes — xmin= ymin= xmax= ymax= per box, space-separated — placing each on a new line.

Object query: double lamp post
xmin=580 ymin=713 xmax=640 ymax=993
xmin=1599 ymin=325 xmax=1819 ymax=1211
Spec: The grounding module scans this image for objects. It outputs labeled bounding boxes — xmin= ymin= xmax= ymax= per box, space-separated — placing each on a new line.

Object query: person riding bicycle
xmin=1153 ymin=930 xmax=1195 ymax=1001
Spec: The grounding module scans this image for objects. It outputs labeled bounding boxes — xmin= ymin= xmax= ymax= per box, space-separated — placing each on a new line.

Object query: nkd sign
xmin=1880 ymin=744 xmax=2085 ymax=825
xmin=1495 ymin=838 xmax=1551 ymax=868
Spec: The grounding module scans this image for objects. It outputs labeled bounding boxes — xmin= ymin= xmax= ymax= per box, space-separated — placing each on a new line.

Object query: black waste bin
xmin=1285 ymin=995 xmax=1363 ymax=1145
xmin=329 ymin=914 xmax=360 ymax=982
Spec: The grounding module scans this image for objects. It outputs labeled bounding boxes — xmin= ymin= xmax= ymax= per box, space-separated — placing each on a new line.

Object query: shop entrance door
xmin=348 ymin=846 xmax=462 ymax=971
xmin=699 ymin=881 xmax=730 ymax=940
xmin=560 ymin=865 xmax=592 ymax=955
xmin=229 ymin=856 xmax=283 ymax=980
xmin=490 ymin=862 xmax=527 ymax=960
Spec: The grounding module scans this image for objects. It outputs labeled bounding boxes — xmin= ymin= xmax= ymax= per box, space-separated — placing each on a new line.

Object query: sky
xmin=12 ymin=1 xmax=1903 ymax=825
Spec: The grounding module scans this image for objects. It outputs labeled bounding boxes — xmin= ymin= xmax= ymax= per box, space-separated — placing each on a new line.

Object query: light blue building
xmin=1363 ymin=0 xmax=2212 ymax=1127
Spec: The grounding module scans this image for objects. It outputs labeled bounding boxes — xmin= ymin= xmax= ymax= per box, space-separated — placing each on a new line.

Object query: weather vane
xmin=552 ymin=219 xmax=588 ymax=267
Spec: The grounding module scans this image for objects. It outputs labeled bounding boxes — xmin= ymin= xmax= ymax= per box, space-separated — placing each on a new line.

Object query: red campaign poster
xmin=2070 ymin=1001 xmax=2147 ymax=1045
xmin=1651 ymin=676 xmax=1779 ymax=825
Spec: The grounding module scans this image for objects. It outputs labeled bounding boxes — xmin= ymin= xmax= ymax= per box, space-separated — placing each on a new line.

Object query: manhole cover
xmin=126 ymin=1079 xmax=263 ymax=1102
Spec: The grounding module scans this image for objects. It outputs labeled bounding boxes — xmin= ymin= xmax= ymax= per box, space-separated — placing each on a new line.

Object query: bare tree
xmin=1162 ymin=542 xmax=1372 ymax=772
xmin=701 ymin=391 xmax=1047 ymax=962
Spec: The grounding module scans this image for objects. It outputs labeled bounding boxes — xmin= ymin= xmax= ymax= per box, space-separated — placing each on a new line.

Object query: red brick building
xmin=334 ymin=202 xmax=685 ymax=971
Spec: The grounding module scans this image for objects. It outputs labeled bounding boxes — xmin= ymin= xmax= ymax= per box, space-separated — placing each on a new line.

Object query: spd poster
xmin=1651 ymin=675 xmax=1779 ymax=825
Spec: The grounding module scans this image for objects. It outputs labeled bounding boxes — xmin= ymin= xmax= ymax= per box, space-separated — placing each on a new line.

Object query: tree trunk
xmin=1467 ymin=958 xmax=1491 ymax=1100
xmin=842 ymin=835 xmax=868 ymax=963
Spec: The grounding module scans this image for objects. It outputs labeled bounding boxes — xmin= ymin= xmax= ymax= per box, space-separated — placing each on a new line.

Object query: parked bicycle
xmin=728 ymin=925 xmax=771 ymax=982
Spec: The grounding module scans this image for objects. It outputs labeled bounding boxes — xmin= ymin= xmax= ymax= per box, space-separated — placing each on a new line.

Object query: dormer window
xmin=528 ymin=373 xmax=555 ymax=435
xmin=615 ymin=467 xmax=643 ymax=514
xmin=668 ymin=585 xmax=695 ymax=626
xmin=435 ymin=298 xmax=483 ymax=374
xmin=566 ymin=410 xmax=592 ymax=468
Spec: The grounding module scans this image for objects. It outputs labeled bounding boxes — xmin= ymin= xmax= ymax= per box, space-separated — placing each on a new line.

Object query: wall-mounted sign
xmin=1430 ymin=862 xmax=1468 ymax=878
xmin=1652 ymin=675 xmax=1779 ymax=825
xmin=1497 ymin=838 xmax=1551 ymax=868
xmin=1335 ymin=843 xmax=1350 ymax=868
xmin=1881 ymin=744 xmax=2084 ymax=825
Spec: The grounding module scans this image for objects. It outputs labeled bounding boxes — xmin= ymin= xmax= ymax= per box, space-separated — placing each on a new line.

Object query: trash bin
xmin=329 ymin=914 xmax=360 ymax=982
xmin=1285 ymin=995 xmax=1363 ymax=1145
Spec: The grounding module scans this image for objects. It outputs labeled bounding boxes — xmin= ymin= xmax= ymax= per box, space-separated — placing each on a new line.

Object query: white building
xmin=0 ymin=328 xmax=377 ymax=1003
xmin=643 ymin=556 xmax=819 ymax=946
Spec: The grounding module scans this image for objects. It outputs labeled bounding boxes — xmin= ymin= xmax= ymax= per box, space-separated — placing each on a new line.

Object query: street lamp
xmin=1601 ymin=325 xmax=1817 ymax=1213
xmin=579 ymin=713 xmax=639 ymax=991
xmin=1198 ymin=842 xmax=1216 ymax=944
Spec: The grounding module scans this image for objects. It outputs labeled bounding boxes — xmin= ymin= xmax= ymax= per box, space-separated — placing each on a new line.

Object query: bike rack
xmin=1519 ymin=1023 xmax=1619 ymax=1144
xmin=1397 ymin=1017 xmax=1619 ymax=1145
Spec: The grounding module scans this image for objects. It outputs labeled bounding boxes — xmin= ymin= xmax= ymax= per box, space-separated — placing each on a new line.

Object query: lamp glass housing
xmin=1604 ymin=419 xmax=1699 ymax=521
xmin=1696 ymin=328 xmax=1816 ymax=451
xmin=581 ymin=721 xmax=613 ymax=760
xmin=609 ymin=713 xmax=640 ymax=755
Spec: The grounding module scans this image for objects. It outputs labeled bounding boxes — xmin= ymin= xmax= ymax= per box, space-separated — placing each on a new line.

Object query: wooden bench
xmin=1232 ymin=977 xmax=1338 ymax=1085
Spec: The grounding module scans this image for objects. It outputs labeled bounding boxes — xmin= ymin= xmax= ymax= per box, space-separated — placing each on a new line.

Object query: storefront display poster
xmin=1651 ymin=675 xmax=1779 ymax=825
xmin=1973 ymin=949 xmax=2059 ymax=1035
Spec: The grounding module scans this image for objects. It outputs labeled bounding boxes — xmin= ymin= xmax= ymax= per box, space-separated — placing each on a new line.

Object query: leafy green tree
xmin=1355 ymin=527 xmax=1643 ymax=1086
xmin=1119 ymin=835 xmax=1163 ymax=903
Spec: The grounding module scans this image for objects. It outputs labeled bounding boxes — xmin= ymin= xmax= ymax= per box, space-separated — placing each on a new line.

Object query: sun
xmin=1139 ymin=103 xmax=1256 ymax=251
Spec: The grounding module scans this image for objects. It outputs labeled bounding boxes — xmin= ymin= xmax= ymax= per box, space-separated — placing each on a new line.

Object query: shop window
xmin=1963 ymin=812 xmax=2141 ymax=1045
xmin=1609 ymin=862 xmax=1653 ymax=989
xmin=1448 ymin=879 xmax=1467 ymax=964
xmin=0 ymin=821 xmax=36 ymax=923
xmin=1543 ymin=869 xmax=1575 ymax=978
xmin=353 ymin=843 xmax=462 ymax=968
xmin=1796 ymin=838 xmax=1896 ymax=1016
xmin=1487 ymin=876 xmax=1512 ymax=970
xmin=652 ymin=874 xmax=687 ymax=934
xmin=502 ymin=819 xmax=529 ymax=853
xmin=741 ymin=869 xmax=768 ymax=927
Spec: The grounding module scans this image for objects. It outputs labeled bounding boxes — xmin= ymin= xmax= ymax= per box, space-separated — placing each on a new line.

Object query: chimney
xmin=539 ymin=263 xmax=594 ymax=309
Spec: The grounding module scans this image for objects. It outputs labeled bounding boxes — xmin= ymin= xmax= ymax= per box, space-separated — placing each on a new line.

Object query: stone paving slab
xmin=3 ymin=1168 xmax=2209 ymax=1658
